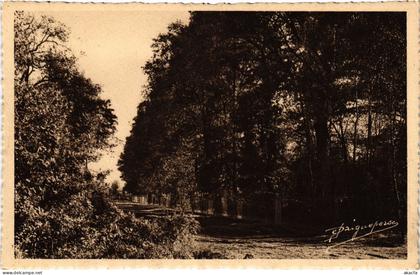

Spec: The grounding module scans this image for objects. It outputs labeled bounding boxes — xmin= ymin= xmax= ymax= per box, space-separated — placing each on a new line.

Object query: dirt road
xmin=116 ymin=202 xmax=407 ymax=259
xmin=195 ymin=215 xmax=406 ymax=259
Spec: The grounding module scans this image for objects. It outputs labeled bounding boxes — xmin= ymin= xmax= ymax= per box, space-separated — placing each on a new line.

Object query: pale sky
xmin=41 ymin=11 xmax=190 ymax=186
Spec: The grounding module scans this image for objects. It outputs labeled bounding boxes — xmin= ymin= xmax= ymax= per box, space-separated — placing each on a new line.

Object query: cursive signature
xmin=324 ymin=219 xmax=399 ymax=251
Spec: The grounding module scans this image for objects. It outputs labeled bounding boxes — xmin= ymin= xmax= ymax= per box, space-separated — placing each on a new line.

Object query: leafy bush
xmin=15 ymin=181 xmax=199 ymax=259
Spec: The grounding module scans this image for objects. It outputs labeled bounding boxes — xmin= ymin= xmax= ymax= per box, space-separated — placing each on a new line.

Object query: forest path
xmin=115 ymin=201 xmax=406 ymax=259
xmin=195 ymin=215 xmax=406 ymax=259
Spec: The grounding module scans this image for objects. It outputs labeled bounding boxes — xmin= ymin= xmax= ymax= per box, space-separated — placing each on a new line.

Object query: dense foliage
xmin=15 ymin=11 xmax=198 ymax=258
xmin=119 ymin=12 xmax=406 ymax=227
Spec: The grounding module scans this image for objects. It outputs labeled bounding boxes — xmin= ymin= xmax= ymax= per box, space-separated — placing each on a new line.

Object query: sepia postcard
xmin=1 ymin=1 xmax=419 ymax=269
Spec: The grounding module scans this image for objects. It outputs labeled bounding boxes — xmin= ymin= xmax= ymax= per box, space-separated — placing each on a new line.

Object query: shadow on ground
xmin=195 ymin=214 xmax=406 ymax=259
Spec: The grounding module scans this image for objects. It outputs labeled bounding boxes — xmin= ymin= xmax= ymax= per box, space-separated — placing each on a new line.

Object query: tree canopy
xmin=119 ymin=12 xmax=406 ymax=225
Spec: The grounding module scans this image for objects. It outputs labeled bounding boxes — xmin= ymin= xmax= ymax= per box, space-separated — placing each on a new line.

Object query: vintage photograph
xmin=3 ymin=2 xmax=418 ymax=267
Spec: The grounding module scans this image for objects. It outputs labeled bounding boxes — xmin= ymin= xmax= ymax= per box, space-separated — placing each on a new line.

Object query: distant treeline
xmin=119 ymin=12 xmax=406 ymax=227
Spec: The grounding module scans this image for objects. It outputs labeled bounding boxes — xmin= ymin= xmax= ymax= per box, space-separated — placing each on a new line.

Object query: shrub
xmin=15 ymin=181 xmax=199 ymax=259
